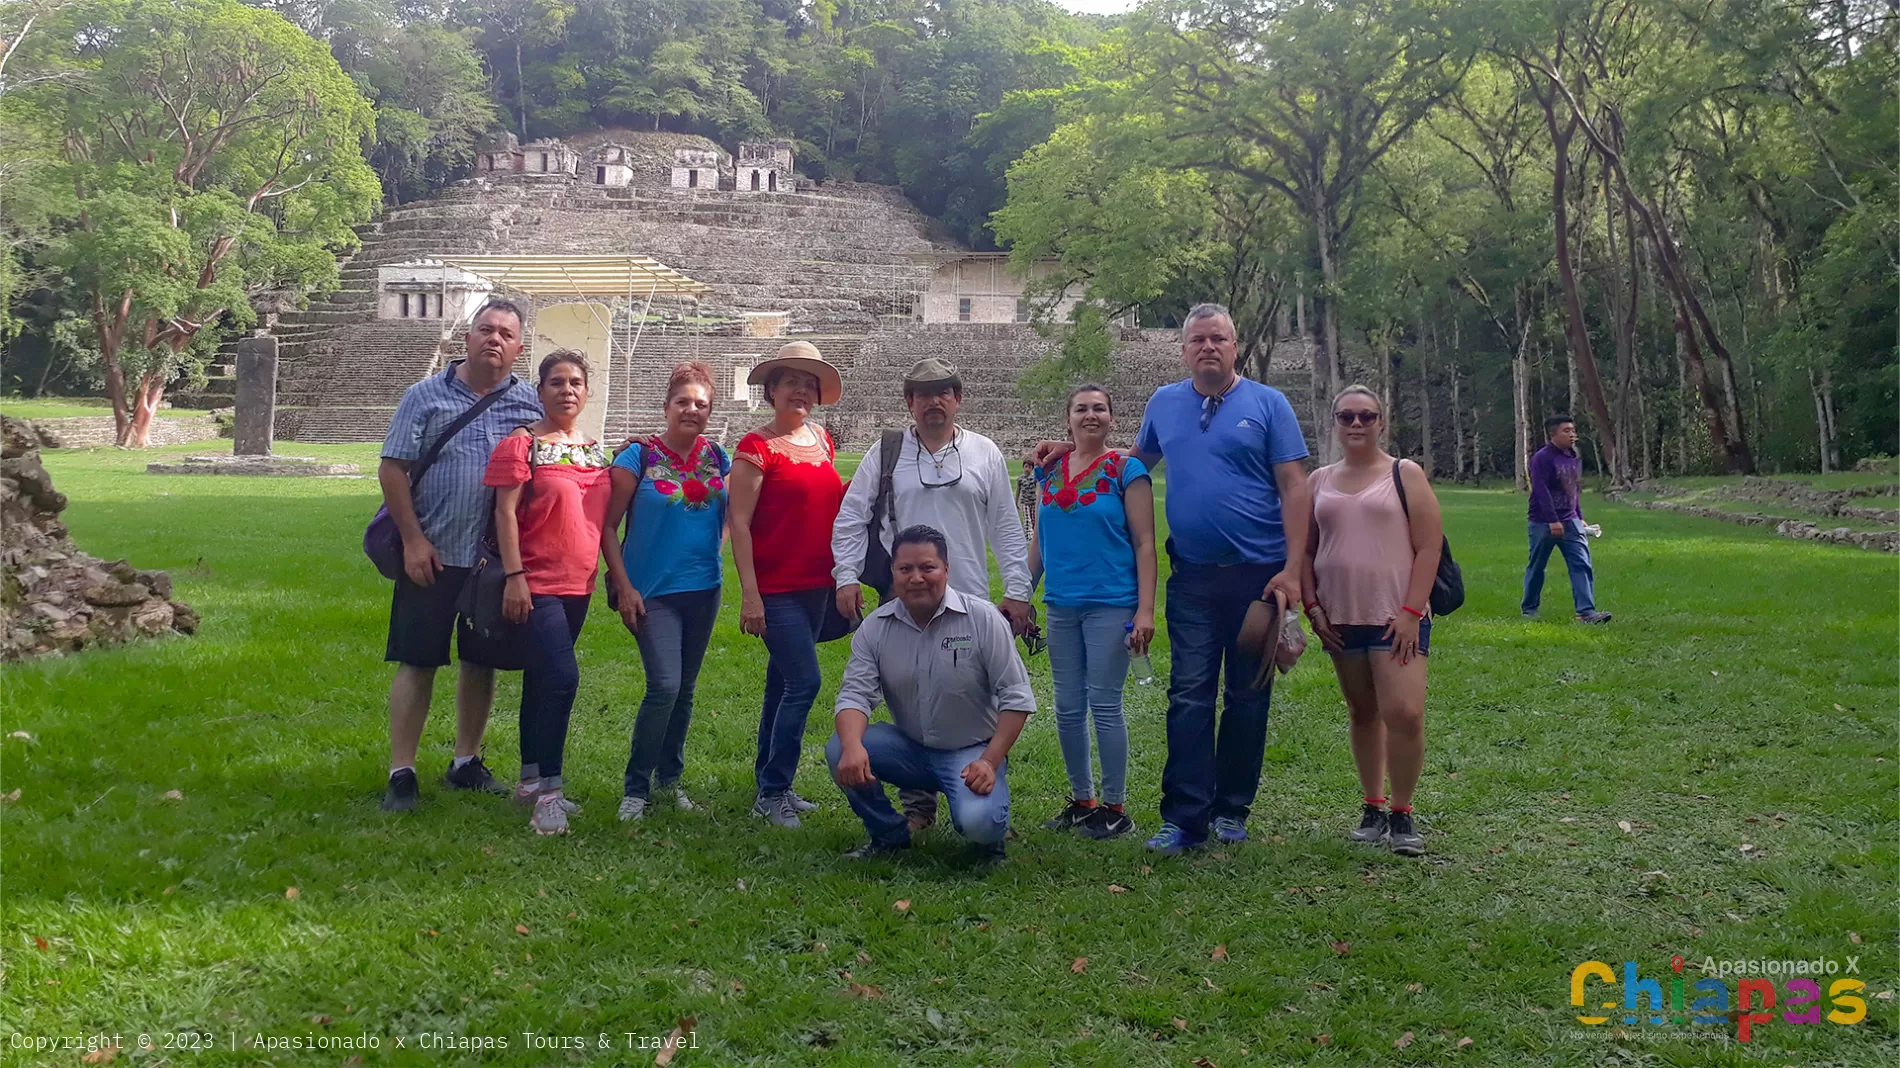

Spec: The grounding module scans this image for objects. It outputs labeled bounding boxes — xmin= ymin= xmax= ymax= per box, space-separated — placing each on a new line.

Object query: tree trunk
xmin=515 ymin=41 xmax=528 ymax=139
xmin=1301 ymin=280 xmax=1323 ymax=464
xmin=1809 ymin=365 xmax=1831 ymax=473
xmin=1512 ymin=287 xmax=1532 ymax=492
xmin=127 ymin=373 xmax=166 ymax=448
xmin=1378 ymin=329 xmax=1393 ymax=451
xmin=1312 ymin=192 xmax=1344 ymax=464
xmin=1419 ymin=311 xmax=1435 ymax=477
xmin=1821 ymin=367 xmax=1840 ymax=471
xmin=1450 ymin=319 xmax=1466 ymax=479
xmin=1542 ymin=92 xmax=1620 ymax=482
xmin=1675 ymin=326 xmax=1690 ymax=472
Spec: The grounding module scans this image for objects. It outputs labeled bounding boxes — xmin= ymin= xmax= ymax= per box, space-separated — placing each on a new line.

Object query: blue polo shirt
xmin=1135 ymin=377 xmax=1308 ymax=566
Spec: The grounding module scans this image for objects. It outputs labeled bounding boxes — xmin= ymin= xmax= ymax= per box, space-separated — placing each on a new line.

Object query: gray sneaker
xmin=1576 ymin=611 xmax=1613 ymax=625
xmin=1349 ymin=804 xmax=1389 ymax=844
xmin=617 ymin=795 xmax=648 ymax=822
xmin=787 ymin=791 xmax=819 ymax=813
xmin=1386 ymin=810 xmax=1425 ymax=856
xmin=531 ymin=792 xmax=570 ymax=836
xmin=752 ymin=791 xmax=802 ymax=829
xmin=1521 ymin=609 xmax=1540 ymax=619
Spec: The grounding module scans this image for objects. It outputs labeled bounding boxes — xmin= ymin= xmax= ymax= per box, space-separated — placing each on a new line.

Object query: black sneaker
xmin=1349 ymin=804 xmax=1389 ymax=844
xmin=1078 ymin=805 xmax=1135 ymax=840
xmin=1386 ymin=810 xmax=1425 ymax=856
xmin=973 ymin=842 xmax=1007 ymax=867
xmin=444 ymin=755 xmax=507 ymax=794
xmin=381 ymin=768 xmax=419 ymax=812
xmin=1042 ymin=800 xmax=1096 ymax=831
xmin=842 ymin=837 xmax=912 ymax=860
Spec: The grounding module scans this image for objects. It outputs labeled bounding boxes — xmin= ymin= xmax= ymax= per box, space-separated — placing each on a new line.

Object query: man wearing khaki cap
xmin=832 ymin=357 xmax=1033 ymax=831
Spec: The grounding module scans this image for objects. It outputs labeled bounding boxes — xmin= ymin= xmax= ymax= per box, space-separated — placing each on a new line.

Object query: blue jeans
xmin=1160 ymin=554 xmax=1281 ymax=842
xmin=624 ymin=587 xmax=721 ymax=799
xmin=1522 ymin=520 xmax=1596 ymax=614
xmin=1046 ymin=602 xmax=1133 ymax=805
xmin=756 ymin=588 xmax=828 ymax=796
xmin=519 ymin=594 xmax=590 ymax=783
xmin=825 ymin=723 xmax=1010 ymax=848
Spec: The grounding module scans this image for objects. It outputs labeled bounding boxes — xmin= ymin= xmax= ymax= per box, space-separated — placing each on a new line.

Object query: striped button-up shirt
xmin=834 ymin=587 xmax=1036 ymax=751
xmin=381 ymin=363 xmax=544 ymax=568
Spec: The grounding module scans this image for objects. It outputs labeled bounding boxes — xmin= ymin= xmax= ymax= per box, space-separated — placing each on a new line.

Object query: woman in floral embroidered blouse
xmin=484 ymin=350 xmax=616 ymax=836
xmin=1028 ymin=384 xmax=1157 ymax=841
xmin=728 ymin=341 xmax=846 ymax=829
xmin=603 ymin=361 xmax=730 ymax=822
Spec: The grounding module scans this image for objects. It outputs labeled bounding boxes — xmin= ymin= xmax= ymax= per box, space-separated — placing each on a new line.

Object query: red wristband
xmin=1303 ymin=601 xmax=1321 ymax=613
xmin=1400 ymin=604 xmax=1425 ymax=619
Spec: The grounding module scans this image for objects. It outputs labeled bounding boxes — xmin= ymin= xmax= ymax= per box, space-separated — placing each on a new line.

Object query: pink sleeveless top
xmin=1312 ymin=463 xmax=1418 ymax=625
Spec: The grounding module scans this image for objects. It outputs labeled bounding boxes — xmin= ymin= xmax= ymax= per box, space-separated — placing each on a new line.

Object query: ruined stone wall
xmin=28 ymin=416 xmax=223 ymax=449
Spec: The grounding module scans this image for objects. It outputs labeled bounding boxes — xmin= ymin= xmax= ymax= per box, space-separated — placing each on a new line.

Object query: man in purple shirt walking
xmin=1522 ymin=416 xmax=1612 ymax=624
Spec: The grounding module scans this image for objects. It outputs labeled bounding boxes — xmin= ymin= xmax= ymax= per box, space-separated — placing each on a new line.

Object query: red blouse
xmin=483 ymin=435 xmax=612 ymax=597
xmin=736 ymin=426 xmax=843 ymax=595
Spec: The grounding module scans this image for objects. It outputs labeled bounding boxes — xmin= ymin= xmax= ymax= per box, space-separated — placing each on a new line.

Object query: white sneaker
xmin=532 ymin=792 xmax=570 ymax=835
xmin=670 ymin=787 xmax=696 ymax=811
xmin=517 ymin=779 xmax=581 ymax=813
xmin=617 ymin=795 xmax=648 ymax=822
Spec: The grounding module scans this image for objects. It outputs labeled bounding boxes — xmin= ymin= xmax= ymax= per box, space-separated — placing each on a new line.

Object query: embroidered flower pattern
xmin=644 ymin=436 xmax=726 ymax=512
xmin=531 ymin=440 xmax=609 ymax=468
xmin=1039 ymin=453 xmax=1120 ymax=514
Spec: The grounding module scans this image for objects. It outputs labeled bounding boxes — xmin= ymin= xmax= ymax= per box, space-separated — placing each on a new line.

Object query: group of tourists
xmin=373 ymin=296 xmax=1611 ymax=863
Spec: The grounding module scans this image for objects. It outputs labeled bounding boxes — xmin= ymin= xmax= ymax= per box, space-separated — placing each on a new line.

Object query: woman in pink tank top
xmin=1299 ymin=385 xmax=1443 ymax=858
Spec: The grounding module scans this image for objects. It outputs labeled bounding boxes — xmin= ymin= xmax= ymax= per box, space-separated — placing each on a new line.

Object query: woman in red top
xmin=484 ymin=350 xmax=616 ymax=836
xmin=728 ymin=341 xmax=846 ymax=828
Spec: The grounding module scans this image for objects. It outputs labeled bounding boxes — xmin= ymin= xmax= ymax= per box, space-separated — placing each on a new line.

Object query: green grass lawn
xmin=4 ymin=442 xmax=1896 ymax=1066
xmin=0 ymin=397 xmax=215 ymax=420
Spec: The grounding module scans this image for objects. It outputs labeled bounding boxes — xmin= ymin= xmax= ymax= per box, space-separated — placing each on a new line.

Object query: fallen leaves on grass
xmin=1330 ymin=941 xmax=1351 ymax=955
xmin=284 ymin=887 xmax=300 ymax=900
xmin=1192 ymin=1058 xmax=1218 ymax=1068
xmin=1309 ymin=982 xmax=1333 ymax=990
xmin=8 ymin=731 xmax=30 ymax=740
xmin=1394 ymin=1031 xmax=1415 ymax=1049
xmin=1070 ymin=957 xmax=1088 ymax=973
xmin=80 ymin=1046 xmax=117 ymax=1064
xmin=1558 ymin=816 xmax=1577 ymax=823
xmin=1849 ymin=931 xmax=1861 ymax=944
xmin=1617 ymin=820 xmax=1633 ymax=834
xmin=34 ymin=936 xmax=47 ymax=951
xmin=653 ymin=1016 xmax=695 ymax=1067
xmin=1739 ymin=843 xmax=1756 ymax=854
xmin=1457 ymin=1036 xmax=1474 ymax=1049
xmin=1312 ymin=1034 xmax=1331 ymax=1045
xmin=1140 ymin=865 xmax=1153 ymax=875
xmin=1108 ymin=884 xmax=1129 ymax=894
xmin=846 ymin=982 xmax=885 ymax=998
xmin=515 ymin=924 xmax=530 ymax=935
xmin=1 ymin=789 xmax=20 ymax=804
xmin=1211 ymin=945 xmax=1228 ymax=961
xmin=1405 ymin=983 xmax=1423 ymax=993
xmin=893 ymin=899 xmax=911 ymax=912
xmin=1172 ymin=1017 xmax=1188 ymax=1031
xmin=856 ymin=951 xmax=873 ymax=964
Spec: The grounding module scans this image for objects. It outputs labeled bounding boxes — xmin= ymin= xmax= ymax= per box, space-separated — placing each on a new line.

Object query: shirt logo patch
xmin=1236 ymin=419 xmax=1254 ymax=429
xmin=941 ymin=636 xmax=975 ymax=651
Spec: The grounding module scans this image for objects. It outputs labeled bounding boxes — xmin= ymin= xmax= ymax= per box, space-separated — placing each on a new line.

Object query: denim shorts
xmin=1333 ymin=620 xmax=1431 ymax=657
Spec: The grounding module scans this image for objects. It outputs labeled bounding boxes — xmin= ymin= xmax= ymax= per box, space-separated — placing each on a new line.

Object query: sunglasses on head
xmin=1334 ymin=410 xmax=1381 ymax=427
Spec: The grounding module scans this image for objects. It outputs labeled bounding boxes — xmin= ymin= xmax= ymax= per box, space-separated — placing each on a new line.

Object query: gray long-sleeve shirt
xmin=834 ymin=588 xmax=1036 ymax=750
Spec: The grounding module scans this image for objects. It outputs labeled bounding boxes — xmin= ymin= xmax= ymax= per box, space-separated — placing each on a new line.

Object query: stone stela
xmin=234 ymin=336 xmax=278 ymax=456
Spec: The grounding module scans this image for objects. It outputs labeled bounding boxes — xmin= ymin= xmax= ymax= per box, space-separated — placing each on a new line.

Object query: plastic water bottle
xmin=1125 ymin=621 xmax=1154 ymax=684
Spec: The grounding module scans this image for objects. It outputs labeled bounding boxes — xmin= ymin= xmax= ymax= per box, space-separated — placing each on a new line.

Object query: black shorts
xmin=385 ymin=566 xmax=473 ymax=668
xmin=1333 ymin=620 xmax=1431 ymax=657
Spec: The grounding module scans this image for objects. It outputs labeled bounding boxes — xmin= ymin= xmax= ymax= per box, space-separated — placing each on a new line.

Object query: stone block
xmin=234 ymin=337 xmax=279 ymax=456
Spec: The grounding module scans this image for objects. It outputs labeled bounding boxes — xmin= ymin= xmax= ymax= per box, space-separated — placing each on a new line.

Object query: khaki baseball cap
xmin=903 ymin=357 xmax=961 ymax=389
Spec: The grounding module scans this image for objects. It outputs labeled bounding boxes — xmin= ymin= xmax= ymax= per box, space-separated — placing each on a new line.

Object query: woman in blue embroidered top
xmin=603 ymin=361 xmax=730 ymax=822
xmin=1028 ymin=383 xmax=1157 ymax=840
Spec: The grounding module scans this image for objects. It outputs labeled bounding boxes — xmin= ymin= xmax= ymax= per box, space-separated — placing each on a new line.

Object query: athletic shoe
xmin=531 ymin=792 xmax=570 ymax=835
xmin=787 ymin=791 xmax=819 ymax=813
xmin=842 ymin=837 xmax=911 ymax=860
xmin=1042 ymin=800 xmax=1096 ymax=831
xmin=752 ymin=791 xmax=802 ymax=829
xmin=381 ymin=768 xmax=419 ymax=812
xmin=1521 ymin=609 xmax=1540 ymax=619
xmin=973 ymin=842 xmax=1007 ymax=867
xmin=655 ymin=785 xmax=696 ymax=811
xmin=444 ymin=756 xmax=507 ymax=794
xmin=1144 ymin=822 xmax=1201 ymax=856
xmin=1079 ymin=806 xmax=1135 ymax=840
xmin=1349 ymin=804 xmax=1389 ymax=844
xmin=514 ymin=780 xmax=580 ymax=813
xmin=1387 ymin=810 xmax=1425 ymax=856
xmin=617 ymin=795 xmax=648 ymax=822
xmin=1576 ymin=611 xmax=1613 ymax=625
xmin=1213 ymin=816 xmax=1250 ymax=844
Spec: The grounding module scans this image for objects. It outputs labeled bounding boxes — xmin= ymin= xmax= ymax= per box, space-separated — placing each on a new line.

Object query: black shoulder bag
xmin=1392 ymin=459 xmax=1464 ymax=617
xmin=857 ymin=428 xmax=903 ymax=599
xmin=457 ymin=430 xmax=540 ymax=670
xmin=364 ymin=379 xmax=516 ymax=580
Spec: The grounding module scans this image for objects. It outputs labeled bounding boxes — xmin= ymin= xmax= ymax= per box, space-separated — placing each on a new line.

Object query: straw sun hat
xmin=746 ymin=341 xmax=843 ymax=405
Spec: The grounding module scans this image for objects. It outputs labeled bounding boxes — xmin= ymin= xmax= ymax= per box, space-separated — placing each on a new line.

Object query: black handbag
xmin=365 ymin=379 xmax=516 ymax=580
xmin=456 ymin=431 xmax=539 ymax=670
xmin=1392 ymin=460 xmax=1464 ymax=617
xmin=857 ymin=429 xmax=903 ymax=599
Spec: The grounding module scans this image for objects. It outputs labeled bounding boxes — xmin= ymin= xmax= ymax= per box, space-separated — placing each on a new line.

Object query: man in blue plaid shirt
xmin=377 ymin=300 xmax=543 ymax=812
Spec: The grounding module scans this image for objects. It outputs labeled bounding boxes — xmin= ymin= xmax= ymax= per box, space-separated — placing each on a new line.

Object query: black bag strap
xmin=1392 ymin=459 xmax=1409 ymax=516
xmin=872 ymin=429 xmax=903 ymax=534
xmin=410 ymin=377 xmax=514 ymax=490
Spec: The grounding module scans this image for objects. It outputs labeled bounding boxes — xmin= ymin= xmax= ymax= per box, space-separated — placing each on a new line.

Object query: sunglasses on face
xmin=1334 ymin=410 xmax=1381 ymax=427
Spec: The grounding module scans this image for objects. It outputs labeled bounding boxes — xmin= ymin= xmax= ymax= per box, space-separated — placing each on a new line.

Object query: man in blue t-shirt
xmin=1033 ymin=303 xmax=1311 ymax=854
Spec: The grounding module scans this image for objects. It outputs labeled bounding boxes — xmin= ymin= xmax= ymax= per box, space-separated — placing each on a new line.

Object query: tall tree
xmin=6 ymin=0 xmax=379 ymax=445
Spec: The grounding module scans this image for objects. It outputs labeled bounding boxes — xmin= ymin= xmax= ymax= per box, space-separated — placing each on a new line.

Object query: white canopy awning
xmin=430 ymin=255 xmax=709 ymax=297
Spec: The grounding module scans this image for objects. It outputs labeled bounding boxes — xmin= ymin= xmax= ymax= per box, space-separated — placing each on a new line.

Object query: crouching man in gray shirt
xmin=826 ymin=524 xmax=1036 ymax=863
